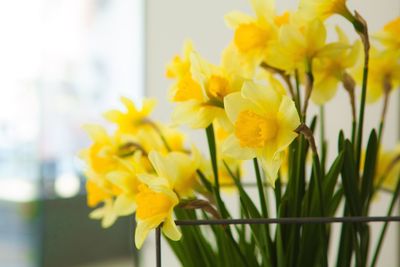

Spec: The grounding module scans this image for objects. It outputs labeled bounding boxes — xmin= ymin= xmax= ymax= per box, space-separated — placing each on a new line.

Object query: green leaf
xmin=361 ymin=130 xmax=378 ymax=214
xmin=341 ymin=139 xmax=362 ymax=216
xmin=223 ymin=161 xmax=271 ymax=267
xmin=323 ymin=150 xmax=345 ymax=205
xmin=196 ymin=170 xmax=213 ymax=193
xmin=328 ymin=188 xmax=344 ymax=216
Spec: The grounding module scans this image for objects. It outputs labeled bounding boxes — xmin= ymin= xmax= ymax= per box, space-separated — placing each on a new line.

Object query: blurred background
xmin=0 ymin=0 xmax=143 ymax=266
xmin=0 ymin=0 xmax=398 ymax=266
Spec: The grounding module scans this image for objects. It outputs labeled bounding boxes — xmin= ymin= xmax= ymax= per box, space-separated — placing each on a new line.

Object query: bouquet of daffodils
xmin=80 ymin=0 xmax=400 ymax=266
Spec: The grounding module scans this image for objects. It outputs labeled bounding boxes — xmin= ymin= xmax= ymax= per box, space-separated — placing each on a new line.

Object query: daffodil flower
xmin=103 ymin=97 xmax=156 ymax=135
xmin=298 ymin=0 xmax=353 ymax=21
xmin=311 ymin=26 xmax=361 ymax=104
xmin=81 ymin=124 xmax=144 ymax=227
xmin=222 ymin=81 xmax=300 ymax=186
xmin=375 ymin=146 xmax=400 ymax=191
xmin=355 ymin=48 xmax=400 ymax=103
xmin=361 ymin=145 xmax=400 ymax=191
xmin=134 ymin=178 xmax=180 ymax=249
xmin=265 ymin=19 xmax=348 ymax=73
xmin=85 ymin=179 xmax=122 ymax=228
xmin=134 ymin=150 xmax=200 ymax=248
xmin=224 ymin=0 xmax=280 ymax=70
xmin=106 ymin=160 xmax=143 ymax=217
xmin=80 ymin=124 xmax=119 ymax=175
xmin=89 ymin=198 xmax=118 ymax=228
xmin=374 ymin=17 xmax=400 ymax=52
xmin=169 ymin=43 xmax=245 ymax=129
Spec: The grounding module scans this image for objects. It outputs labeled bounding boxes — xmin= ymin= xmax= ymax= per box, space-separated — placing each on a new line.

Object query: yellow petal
xmin=89 ymin=206 xmax=106 ymax=219
xmin=162 ymin=214 xmax=182 ymax=241
xmin=114 ymin=194 xmax=136 ymax=216
xmin=344 ymin=41 xmax=362 ymax=67
xmin=306 ymin=19 xmax=326 ymax=51
xmin=172 ymin=101 xmax=221 ymax=129
xmin=316 ymin=42 xmax=349 ymax=58
xmin=311 ymin=76 xmax=339 ymax=105
xmin=280 ymin=24 xmax=305 ymax=50
xmin=335 ymin=25 xmax=349 ymax=44
xmin=103 ymin=110 xmax=123 ymax=123
xmin=224 ymin=11 xmax=255 ymax=29
xmin=107 ymin=171 xmax=130 ymax=192
xmin=142 ymin=99 xmax=157 ymax=116
xmin=250 ymin=0 xmax=275 ymax=21
xmin=258 ymin=149 xmax=284 ymax=187
xmin=135 ymin=217 xmax=163 ymax=249
xmin=241 ymin=81 xmax=281 ymax=115
xmin=195 ymin=105 xmax=225 ymax=129
xmin=224 ymin=92 xmax=263 ymax=124
xmin=222 ymin=134 xmax=256 ymax=160
xmin=183 ymin=40 xmax=194 ymax=59
xmin=276 ymin=96 xmax=300 ymax=150
xmin=190 ymin=52 xmax=212 ymax=85
xmin=82 ymin=124 xmax=109 ymax=143
xmin=137 ymin=173 xmax=170 ymax=189
xmin=265 ymin=43 xmax=294 ymax=71
xmin=171 ymin=101 xmax=201 ymax=127
xmin=148 ymin=151 xmax=174 ymax=182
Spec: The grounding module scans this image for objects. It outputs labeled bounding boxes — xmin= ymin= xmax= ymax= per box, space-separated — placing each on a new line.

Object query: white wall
xmin=144 ymin=0 xmax=399 ymax=266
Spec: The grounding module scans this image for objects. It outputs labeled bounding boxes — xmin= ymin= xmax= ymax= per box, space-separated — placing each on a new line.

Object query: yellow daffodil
xmin=80 ymin=125 xmax=120 ymax=228
xmin=80 ymin=124 xmax=144 ymax=227
xmin=141 ymin=124 xmax=186 ymax=153
xmin=89 ymin=198 xmax=118 ymax=228
xmin=311 ymin=26 xmax=361 ymax=104
xmin=375 ymin=146 xmax=400 ymax=191
xmin=148 ymin=150 xmax=200 ymax=198
xmin=298 ymin=0 xmax=353 ymax=21
xmin=104 ymin=97 xmax=156 ymax=135
xmin=134 ymin=177 xmax=180 ymax=249
xmin=256 ymin=70 xmax=288 ymax=96
xmin=80 ymin=124 xmax=119 ymax=176
xmin=86 ymin=179 xmax=113 ymax=208
xmin=224 ymin=0 xmax=279 ymax=69
xmin=375 ymin=17 xmax=400 ymax=51
xmin=222 ymin=81 xmax=300 ymax=186
xmin=106 ymin=160 xmax=143 ymax=216
xmin=265 ymin=19 xmax=348 ymax=73
xmin=355 ymin=48 xmax=400 ymax=103
xmin=134 ymin=150 xmax=200 ymax=248
xmin=169 ymin=44 xmax=245 ymax=129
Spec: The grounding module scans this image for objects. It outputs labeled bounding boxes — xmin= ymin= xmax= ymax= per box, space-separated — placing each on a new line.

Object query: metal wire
xmin=175 ymin=216 xmax=400 ymax=226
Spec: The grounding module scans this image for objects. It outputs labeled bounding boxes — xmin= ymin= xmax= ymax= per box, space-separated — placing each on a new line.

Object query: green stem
xmin=320 ymin=105 xmax=327 ymax=175
xmin=302 ymin=70 xmax=314 ymax=122
xmin=205 ymin=124 xmax=227 ymax=218
xmin=294 ymin=69 xmax=302 ymax=115
xmin=274 ymin=176 xmax=282 ymax=215
xmin=351 ymin=121 xmax=357 ymax=147
xmin=355 ymin=39 xmax=370 ymax=175
xmin=253 ymin=158 xmax=269 ymax=218
xmin=378 ymin=89 xmax=390 ymax=144
xmin=312 ymin=154 xmax=328 ymax=267
xmin=370 ymin=177 xmax=400 ymax=267
xmin=206 ymin=125 xmax=219 ymax=190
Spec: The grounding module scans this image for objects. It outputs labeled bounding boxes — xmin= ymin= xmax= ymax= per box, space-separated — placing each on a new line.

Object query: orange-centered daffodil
xmin=222 ymin=81 xmax=300 ymax=186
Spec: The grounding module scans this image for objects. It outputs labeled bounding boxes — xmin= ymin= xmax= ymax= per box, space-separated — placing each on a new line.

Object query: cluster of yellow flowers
xmin=81 ymin=0 xmax=400 ymax=250
xmin=80 ymin=96 xmax=243 ymax=248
